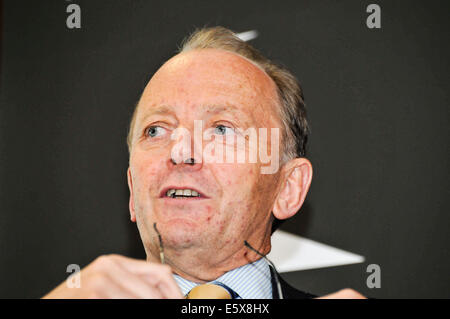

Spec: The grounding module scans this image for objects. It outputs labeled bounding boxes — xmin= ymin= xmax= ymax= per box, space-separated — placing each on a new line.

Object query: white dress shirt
xmin=173 ymin=258 xmax=273 ymax=299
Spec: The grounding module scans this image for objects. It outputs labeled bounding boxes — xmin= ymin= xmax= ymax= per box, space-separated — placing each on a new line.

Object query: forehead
xmin=136 ymin=49 xmax=281 ymax=126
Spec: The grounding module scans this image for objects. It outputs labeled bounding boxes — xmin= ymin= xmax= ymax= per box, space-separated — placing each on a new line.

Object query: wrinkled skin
xmin=127 ymin=49 xmax=285 ymax=282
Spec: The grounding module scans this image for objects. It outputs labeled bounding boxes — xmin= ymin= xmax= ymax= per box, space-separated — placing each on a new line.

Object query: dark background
xmin=1 ymin=0 xmax=449 ymax=298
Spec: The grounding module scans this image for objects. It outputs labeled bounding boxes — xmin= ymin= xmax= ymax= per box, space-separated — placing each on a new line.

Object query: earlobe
xmin=272 ymin=158 xmax=313 ymax=220
xmin=127 ymin=167 xmax=136 ymax=222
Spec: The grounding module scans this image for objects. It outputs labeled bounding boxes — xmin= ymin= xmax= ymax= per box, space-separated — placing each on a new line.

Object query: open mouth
xmin=160 ymin=187 xmax=207 ymax=199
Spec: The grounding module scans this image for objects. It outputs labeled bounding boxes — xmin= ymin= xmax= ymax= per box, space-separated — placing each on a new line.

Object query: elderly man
xmin=44 ymin=27 xmax=364 ymax=299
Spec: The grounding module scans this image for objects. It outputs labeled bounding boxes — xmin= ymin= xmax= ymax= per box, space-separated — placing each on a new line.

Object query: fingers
xmin=88 ymin=254 xmax=183 ymax=299
xmin=82 ymin=273 xmax=138 ymax=299
xmin=43 ymin=255 xmax=184 ymax=299
xmin=316 ymin=288 xmax=367 ymax=299
xmin=93 ymin=257 xmax=164 ymax=299
xmin=106 ymin=254 xmax=183 ymax=299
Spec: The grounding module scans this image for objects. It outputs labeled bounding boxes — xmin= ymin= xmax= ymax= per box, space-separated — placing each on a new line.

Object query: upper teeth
xmin=166 ymin=189 xmax=200 ymax=197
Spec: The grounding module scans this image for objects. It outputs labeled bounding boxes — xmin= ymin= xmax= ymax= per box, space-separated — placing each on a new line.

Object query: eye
xmin=145 ymin=126 xmax=166 ymax=138
xmin=214 ymin=124 xmax=235 ymax=136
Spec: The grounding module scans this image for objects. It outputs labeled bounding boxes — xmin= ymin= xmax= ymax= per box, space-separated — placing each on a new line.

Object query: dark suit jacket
xmin=270 ymin=267 xmax=316 ymax=299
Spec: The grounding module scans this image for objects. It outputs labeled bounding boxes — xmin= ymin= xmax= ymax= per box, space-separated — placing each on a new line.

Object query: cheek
xmin=135 ymin=158 xmax=160 ymax=177
xmin=216 ymin=164 xmax=258 ymax=189
xmin=213 ymin=164 xmax=260 ymax=221
xmin=210 ymin=217 xmax=224 ymax=229
xmin=224 ymin=167 xmax=254 ymax=186
xmin=131 ymin=152 xmax=166 ymax=191
xmin=206 ymin=205 xmax=212 ymax=222
xmin=224 ymin=235 xmax=239 ymax=246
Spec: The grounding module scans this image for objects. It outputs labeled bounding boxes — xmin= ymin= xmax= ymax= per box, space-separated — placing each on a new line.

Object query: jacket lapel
xmin=269 ymin=266 xmax=316 ymax=299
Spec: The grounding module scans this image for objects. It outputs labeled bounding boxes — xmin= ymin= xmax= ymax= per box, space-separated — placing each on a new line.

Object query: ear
xmin=272 ymin=158 xmax=313 ymax=220
xmin=127 ymin=167 xmax=136 ymax=222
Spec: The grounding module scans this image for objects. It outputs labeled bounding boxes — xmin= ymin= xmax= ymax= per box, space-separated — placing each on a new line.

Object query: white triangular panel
xmin=235 ymin=30 xmax=259 ymax=42
xmin=267 ymin=230 xmax=365 ymax=273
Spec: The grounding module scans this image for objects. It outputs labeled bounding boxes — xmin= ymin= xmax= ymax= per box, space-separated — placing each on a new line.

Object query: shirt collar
xmin=173 ymin=258 xmax=273 ymax=299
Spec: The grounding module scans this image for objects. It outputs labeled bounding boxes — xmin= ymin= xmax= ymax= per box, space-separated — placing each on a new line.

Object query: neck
xmin=146 ymin=231 xmax=272 ymax=283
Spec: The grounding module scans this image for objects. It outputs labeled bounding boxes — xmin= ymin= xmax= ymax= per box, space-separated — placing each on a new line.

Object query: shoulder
xmin=270 ymin=267 xmax=316 ymax=299
xmin=278 ymin=274 xmax=316 ymax=299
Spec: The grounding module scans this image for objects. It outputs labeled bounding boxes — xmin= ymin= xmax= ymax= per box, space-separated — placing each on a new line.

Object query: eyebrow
xmin=137 ymin=105 xmax=176 ymax=126
xmin=137 ymin=103 xmax=254 ymax=128
xmin=204 ymin=104 xmax=255 ymax=128
xmin=203 ymin=104 xmax=244 ymax=117
xmin=141 ymin=105 xmax=175 ymax=117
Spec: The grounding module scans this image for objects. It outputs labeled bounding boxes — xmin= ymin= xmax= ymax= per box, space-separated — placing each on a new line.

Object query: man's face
xmin=128 ymin=49 xmax=283 ymax=267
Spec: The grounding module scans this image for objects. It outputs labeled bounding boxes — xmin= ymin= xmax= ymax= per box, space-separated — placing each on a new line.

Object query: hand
xmin=42 ymin=254 xmax=183 ymax=299
xmin=316 ymin=288 xmax=366 ymax=299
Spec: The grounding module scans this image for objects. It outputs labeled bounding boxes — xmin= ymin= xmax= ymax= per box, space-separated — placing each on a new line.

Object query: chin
xmin=158 ymin=218 xmax=202 ymax=248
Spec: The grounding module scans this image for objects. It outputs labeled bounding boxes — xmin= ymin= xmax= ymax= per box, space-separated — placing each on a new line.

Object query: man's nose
xmin=168 ymin=127 xmax=203 ymax=170
xmin=170 ymin=157 xmax=198 ymax=165
xmin=169 ymin=154 xmax=203 ymax=171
